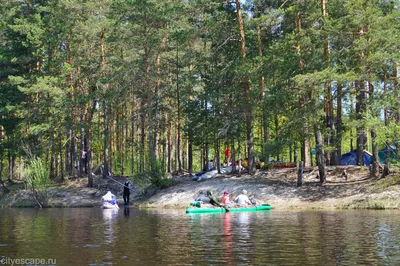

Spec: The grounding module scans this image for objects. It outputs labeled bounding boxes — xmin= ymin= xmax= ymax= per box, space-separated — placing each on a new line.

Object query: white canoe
xmin=101 ymin=202 xmax=120 ymax=209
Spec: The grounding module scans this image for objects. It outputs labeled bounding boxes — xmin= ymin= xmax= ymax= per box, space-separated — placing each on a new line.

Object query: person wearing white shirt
xmin=235 ymin=190 xmax=252 ymax=206
xmin=207 ymin=159 xmax=214 ymax=171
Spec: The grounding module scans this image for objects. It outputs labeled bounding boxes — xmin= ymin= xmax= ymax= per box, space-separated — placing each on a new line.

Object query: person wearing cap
xmin=206 ymin=190 xmax=231 ymax=211
xmin=221 ymin=191 xmax=231 ymax=205
xmin=234 ymin=189 xmax=252 ymax=206
xmin=221 ymin=191 xmax=236 ymax=208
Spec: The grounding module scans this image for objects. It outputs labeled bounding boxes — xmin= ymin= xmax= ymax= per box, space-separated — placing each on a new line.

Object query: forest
xmin=0 ymin=0 xmax=399 ymax=188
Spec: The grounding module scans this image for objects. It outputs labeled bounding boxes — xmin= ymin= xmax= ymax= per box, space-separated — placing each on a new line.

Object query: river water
xmin=0 ymin=208 xmax=399 ymax=265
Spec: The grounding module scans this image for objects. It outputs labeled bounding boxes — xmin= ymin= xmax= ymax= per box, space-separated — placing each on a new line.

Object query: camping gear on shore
xmin=190 ymin=201 xmax=202 ymax=207
xmin=192 ymin=166 xmax=233 ymax=181
xmin=340 ymin=150 xmax=373 ymax=166
xmin=378 ymin=145 xmax=398 ymax=163
xmin=186 ymin=204 xmax=272 ymax=214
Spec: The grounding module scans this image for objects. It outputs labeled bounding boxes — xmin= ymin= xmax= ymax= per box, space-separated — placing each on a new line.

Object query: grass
xmin=367 ymin=174 xmax=400 ymax=192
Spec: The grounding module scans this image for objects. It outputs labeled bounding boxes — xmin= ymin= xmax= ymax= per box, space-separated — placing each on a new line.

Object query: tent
xmin=340 ymin=150 xmax=373 ymax=166
xmin=378 ymin=145 xmax=398 ymax=163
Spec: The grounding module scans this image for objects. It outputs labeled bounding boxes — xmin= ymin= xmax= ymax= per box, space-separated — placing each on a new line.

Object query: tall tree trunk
xmin=321 ymin=0 xmax=338 ymax=165
xmin=231 ymin=137 xmax=236 ymax=174
xmin=176 ymin=45 xmax=182 ymax=173
xmin=235 ymin=0 xmax=254 ymax=174
xmin=237 ymin=136 xmax=242 ymax=176
xmin=355 ymin=81 xmax=367 ymax=165
xmin=350 ymin=90 xmax=355 ymax=151
xmin=103 ymin=102 xmax=109 ymax=178
xmin=121 ymin=109 xmax=126 ymax=176
xmin=11 ymin=154 xmax=15 ymax=181
xmin=140 ymin=112 xmax=145 ymax=172
xmin=275 ymin=114 xmax=280 ymax=161
xmin=7 ymin=150 xmax=11 ymax=181
xmin=167 ymin=115 xmax=172 ymax=173
xmin=295 ymin=11 xmax=309 ymax=167
xmin=255 ymin=4 xmax=268 ymax=148
xmin=59 ymin=133 xmax=64 ymax=181
xmin=215 ymin=138 xmax=220 ymax=174
xmin=65 ymin=128 xmax=71 ymax=176
xmin=383 ymin=81 xmax=390 ymax=165
xmin=108 ymin=106 xmax=114 ymax=174
xmin=50 ymin=132 xmax=56 ymax=179
xmin=188 ymin=131 xmax=193 ymax=175
xmin=71 ymin=129 xmax=78 ymax=177
xmin=371 ymin=128 xmax=378 ymax=176
xmin=368 ymin=81 xmax=378 ymax=177
xmin=130 ymin=86 xmax=135 ymax=175
xmin=336 ymin=83 xmax=343 ymax=164
xmin=79 ymin=126 xmax=85 ymax=178
xmin=315 ymin=126 xmax=326 ymax=184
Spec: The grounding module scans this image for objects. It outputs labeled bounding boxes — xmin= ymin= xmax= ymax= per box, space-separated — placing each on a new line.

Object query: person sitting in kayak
xmin=234 ymin=190 xmax=252 ymax=206
xmin=206 ymin=190 xmax=222 ymax=207
xmin=102 ymin=191 xmax=117 ymax=205
xmin=221 ymin=191 xmax=236 ymax=208
xmin=221 ymin=191 xmax=230 ymax=205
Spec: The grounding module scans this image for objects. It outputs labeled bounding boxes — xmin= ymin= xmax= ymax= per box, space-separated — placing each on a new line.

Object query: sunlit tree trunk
xmin=315 ymin=127 xmax=326 ymax=183
xmin=336 ymin=83 xmax=343 ymax=163
xmin=176 ymin=45 xmax=182 ymax=173
xmin=103 ymin=102 xmax=109 ymax=178
xmin=321 ymin=0 xmax=337 ymax=165
xmin=235 ymin=0 xmax=254 ymax=173
xmin=295 ymin=11 xmax=310 ymax=167
xmin=167 ymin=115 xmax=172 ymax=173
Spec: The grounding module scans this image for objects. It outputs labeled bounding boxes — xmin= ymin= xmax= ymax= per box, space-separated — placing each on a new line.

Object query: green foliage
xmin=24 ymin=158 xmax=50 ymax=191
xmin=23 ymin=157 xmax=50 ymax=207
xmin=147 ymin=161 xmax=172 ymax=189
xmin=0 ymin=0 xmax=400 ymax=182
xmin=133 ymin=161 xmax=172 ymax=189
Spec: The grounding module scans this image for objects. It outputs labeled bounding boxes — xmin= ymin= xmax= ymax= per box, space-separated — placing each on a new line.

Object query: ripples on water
xmin=0 ymin=208 xmax=399 ymax=265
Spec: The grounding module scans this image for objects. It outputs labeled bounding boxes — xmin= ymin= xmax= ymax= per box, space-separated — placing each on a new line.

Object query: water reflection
xmin=0 ymin=209 xmax=399 ymax=265
xmin=123 ymin=207 xmax=130 ymax=217
xmin=101 ymin=209 xmax=118 ymax=246
xmin=222 ymin=213 xmax=233 ymax=265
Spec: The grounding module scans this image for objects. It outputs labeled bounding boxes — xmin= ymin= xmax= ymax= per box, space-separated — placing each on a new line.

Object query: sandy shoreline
xmin=1 ymin=167 xmax=399 ymax=210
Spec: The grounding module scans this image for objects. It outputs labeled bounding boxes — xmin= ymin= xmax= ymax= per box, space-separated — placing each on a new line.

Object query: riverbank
xmin=1 ymin=166 xmax=400 ymax=209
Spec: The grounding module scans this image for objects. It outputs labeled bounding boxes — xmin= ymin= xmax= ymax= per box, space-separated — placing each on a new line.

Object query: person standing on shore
xmin=123 ymin=177 xmax=134 ymax=205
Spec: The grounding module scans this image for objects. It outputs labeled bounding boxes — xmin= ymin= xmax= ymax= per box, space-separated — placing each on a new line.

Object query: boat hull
xmin=101 ymin=202 xmax=120 ymax=209
xmin=186 ymin=205 xmax=272 ymax=214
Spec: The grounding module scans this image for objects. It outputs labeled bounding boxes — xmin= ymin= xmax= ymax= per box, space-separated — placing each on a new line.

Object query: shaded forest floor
xmin=1 ymin=166 xmax=400 ymax=209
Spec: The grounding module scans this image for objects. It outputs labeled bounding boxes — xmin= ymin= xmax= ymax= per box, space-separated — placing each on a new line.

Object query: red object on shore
xmin=225 ymin=148 xmax=230 ymax=158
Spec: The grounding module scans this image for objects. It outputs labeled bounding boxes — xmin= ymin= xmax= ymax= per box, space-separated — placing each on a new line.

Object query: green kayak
xmin=186 ymin=204 xmax=272 ymax=214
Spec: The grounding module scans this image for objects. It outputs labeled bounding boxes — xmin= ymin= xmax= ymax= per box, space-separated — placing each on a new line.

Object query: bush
xmin=24 ymin=157 xmax=50 ymax=207
xmin=24 ymin=158 xmax=50 ymax=190
xmin=133 ymin=161 xmax=172 ymax=190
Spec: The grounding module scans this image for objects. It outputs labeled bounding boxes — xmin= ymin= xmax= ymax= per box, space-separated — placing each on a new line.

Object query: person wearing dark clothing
xmin=123 ymin=177 xmax=134 ymax=205
xmin=207 ymin=190 xmax=222 ymax=207
xmin=207 ymin=190 xmax=230 ymax=211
